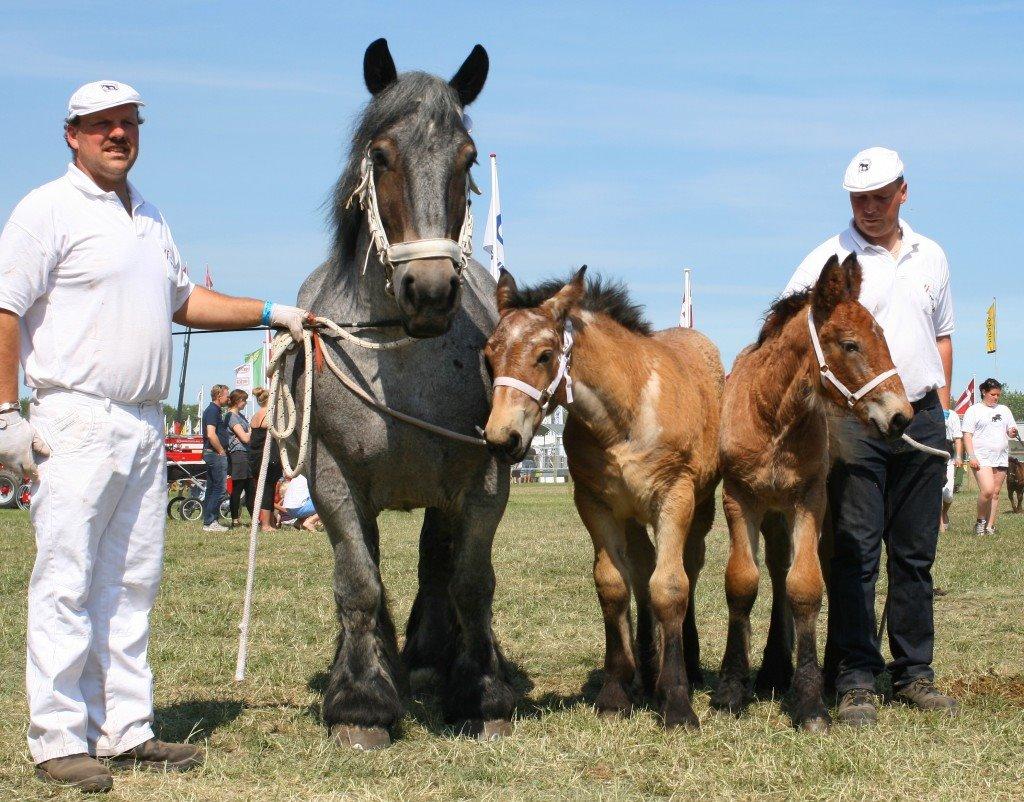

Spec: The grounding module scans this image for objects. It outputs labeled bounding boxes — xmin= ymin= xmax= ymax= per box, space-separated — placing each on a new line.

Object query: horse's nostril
xmin=402 ymin=274 xmax=415 ymax=304
xmin=506 ymin=431 xmax=521 ymax=454
xmin=891 ymin=411 xmax=910 ymax=435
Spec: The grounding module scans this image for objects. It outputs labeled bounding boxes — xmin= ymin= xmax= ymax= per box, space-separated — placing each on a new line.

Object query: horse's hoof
xmin=330 ymin=724 xmax=391 ymax=750
xmin=661 ymin=688 xmax=700 ymax=730
xmin=595 ymin=682 xmax=633 ymax=718
xmin=710 ymin=681 xmax=748 ymax=715
xmin=798 ymin=715 xmax=830 ymax=734
xmin=480 ymin=719 xmax=512 ymax=741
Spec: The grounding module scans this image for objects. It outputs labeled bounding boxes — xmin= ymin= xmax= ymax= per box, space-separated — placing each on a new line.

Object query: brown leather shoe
xmin=894 ymin=678 xmax=959 ymax=714
xmin=35 ymin=754 xmax=113 ymax=793
xmin=107 ymin=738 xmax=204 ymax=772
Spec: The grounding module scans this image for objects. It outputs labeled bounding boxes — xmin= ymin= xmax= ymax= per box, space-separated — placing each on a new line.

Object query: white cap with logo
xmin=843 ymin=147 xmax=904 ymax=193
xmin=66 ymin=80 xmax=145 ymax=122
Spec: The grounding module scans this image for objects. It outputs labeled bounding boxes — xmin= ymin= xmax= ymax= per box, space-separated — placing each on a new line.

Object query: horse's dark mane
xmin=509 ymin=273 xmax=652 ymax=335
xmin=755 ymin=288 xmax=811 ymax=348
xmin=328 ymin=72 xmax=465 ymax=262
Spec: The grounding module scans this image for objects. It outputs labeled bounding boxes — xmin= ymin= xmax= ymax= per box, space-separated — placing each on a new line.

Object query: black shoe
xmin=894 ymin=678 xmax=959 ymax=714
xmin=837 ymin=688 xmax=878 ymax=727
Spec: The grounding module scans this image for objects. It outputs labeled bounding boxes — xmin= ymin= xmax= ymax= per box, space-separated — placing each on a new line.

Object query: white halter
xmin=345 ymin=146 xmax=477 ymax=293
xmin=807 ymin=310 xmax=898 ymax=408
xmin=493 ymin=319 xmax=575 ymax=413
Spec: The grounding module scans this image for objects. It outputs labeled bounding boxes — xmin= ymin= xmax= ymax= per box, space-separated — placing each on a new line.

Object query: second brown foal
xmin=483 ymin=267 xmax=723 ymax=728
xmin=711 ymin=254 xmax=913 ymax=731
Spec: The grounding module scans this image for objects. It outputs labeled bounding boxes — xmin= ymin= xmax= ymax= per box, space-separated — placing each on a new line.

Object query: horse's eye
xmin=841 ymin=340 xmax=860 ymax=353
xmin=370 ymin=147 xmax=390 ymax=169
xmin=537 ymin=350 xmax=554 ymax=366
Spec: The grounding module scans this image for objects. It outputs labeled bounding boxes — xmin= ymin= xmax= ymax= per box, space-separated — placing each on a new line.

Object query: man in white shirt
xmin=0 ymin=81 xmax=308 ymax=793
xmin=783 ymin=148 xmax=958 ymax=727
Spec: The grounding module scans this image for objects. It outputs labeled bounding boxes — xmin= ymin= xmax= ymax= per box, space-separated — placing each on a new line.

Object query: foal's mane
xmin=328 ymin=72 xmax=466 ymax=262
xmin=755 ymin=288 xmax=811 ymax=348
xmin=508 ymin=273 xmax=652 ymax=335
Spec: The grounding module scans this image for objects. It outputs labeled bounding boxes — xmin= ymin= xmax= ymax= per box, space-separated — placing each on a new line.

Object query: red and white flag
xmin=204 ymin=264 xmax=214 ymax=290
xmin=953 ymin=378 xmax=975 ymax=416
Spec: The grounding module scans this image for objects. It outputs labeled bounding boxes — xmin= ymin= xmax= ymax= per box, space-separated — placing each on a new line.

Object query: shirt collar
xmin=846 ymin=217 xmax=919 ymax=255
xmin=65 ymin=162 xmax=146 ymax=213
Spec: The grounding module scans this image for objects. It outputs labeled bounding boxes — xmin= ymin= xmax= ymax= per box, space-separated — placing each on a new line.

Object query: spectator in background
xmin=962 ymin=378 xmax=1019 ymax=535
xmin=940 ymin=408 xmax=963 ymax=533
xmin=226 ymin=388 xmax=254 ymax=527
xmin=248 ymin=386 xmax=282 ymax=532
xmin=280 ymin=473 xmax=320 ymax=532
xmin=202 ymin=385 xmax=230 ymax=532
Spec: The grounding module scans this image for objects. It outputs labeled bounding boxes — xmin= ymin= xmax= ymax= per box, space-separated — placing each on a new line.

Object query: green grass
xmin=1 ymin=486 xmax=1023 ymax=800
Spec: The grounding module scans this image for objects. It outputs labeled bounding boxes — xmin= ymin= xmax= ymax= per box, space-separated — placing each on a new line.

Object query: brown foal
xmin=711 ymin=254 xmax=913 ymax=731
xmin=484 ymin=267 xmax=723 ymax=728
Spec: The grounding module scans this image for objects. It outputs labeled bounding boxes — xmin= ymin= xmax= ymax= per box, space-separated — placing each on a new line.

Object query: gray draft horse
xmin=290 ymin=39 xmax=514 ymax=749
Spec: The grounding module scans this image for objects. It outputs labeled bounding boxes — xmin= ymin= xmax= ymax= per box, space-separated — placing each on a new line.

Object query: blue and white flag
xmin=483 ymin=153 xmax=505 ymax=280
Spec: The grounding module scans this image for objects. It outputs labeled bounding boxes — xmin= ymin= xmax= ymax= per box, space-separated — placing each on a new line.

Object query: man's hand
xmin=0 ymin=413 xmax=43 ymax=479
xmin=269 ymin=304 xmax=308 ymax=342
xmin=970 ymin=457 xmax=980 ymax=470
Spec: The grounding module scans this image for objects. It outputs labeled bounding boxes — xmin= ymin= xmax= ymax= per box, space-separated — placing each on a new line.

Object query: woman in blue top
xmin=226 ymin=388 xmax=254 ymax=527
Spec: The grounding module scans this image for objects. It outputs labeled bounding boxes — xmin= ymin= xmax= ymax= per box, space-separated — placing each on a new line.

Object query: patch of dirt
xmin=949 ymin=673 xmax=1024 ymax=708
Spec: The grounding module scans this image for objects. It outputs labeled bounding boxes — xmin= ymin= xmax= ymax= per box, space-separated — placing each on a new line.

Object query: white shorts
xmin=975 ymin=447 xmax=1009 ymax=469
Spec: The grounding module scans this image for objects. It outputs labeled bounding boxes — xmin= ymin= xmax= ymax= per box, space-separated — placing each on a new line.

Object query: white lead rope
xmin=235 ymin=319 xmax=487 ymax=681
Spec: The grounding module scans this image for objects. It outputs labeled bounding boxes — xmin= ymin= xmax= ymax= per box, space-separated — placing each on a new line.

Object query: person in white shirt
xmin=279 ymin=473 xmax=320 ymax=531
xmin=940 ymin=408 xmax=963 ymax=533
xmin=961 ymin=378 xmax=1019 ymax=535
xmin=0 ymin=81 xmax=308 ymax=793
xmin=783 ymin=147 xmax=957 ymax=727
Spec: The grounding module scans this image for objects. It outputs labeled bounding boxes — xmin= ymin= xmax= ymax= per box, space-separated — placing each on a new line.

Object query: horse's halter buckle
xmin=806 ymin=310 xmax=897 ymax=408
xmin=345 ymin=144 xmax=477 ymax=295
xmin=492 ymin=319 xmax=575 ymax=414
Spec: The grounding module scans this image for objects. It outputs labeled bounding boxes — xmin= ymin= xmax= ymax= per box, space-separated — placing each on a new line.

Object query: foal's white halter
xmin=493 ymin=319 xmax=575 ymax=413
xmin=807 ymin=310 xmax=898 ymax=408
xmin=345 ymin=146 xmax=477 ymax=293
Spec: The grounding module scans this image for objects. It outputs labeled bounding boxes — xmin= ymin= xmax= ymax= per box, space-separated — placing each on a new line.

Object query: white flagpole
xmin=679 ymin=268 xmax=693 ymax=328
xmin=483 ymin=153 xmax=504 ymax=280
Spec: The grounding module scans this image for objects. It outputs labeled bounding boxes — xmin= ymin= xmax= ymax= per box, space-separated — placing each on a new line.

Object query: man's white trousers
xmin=26 ymin=390 xmax=166 ymax=764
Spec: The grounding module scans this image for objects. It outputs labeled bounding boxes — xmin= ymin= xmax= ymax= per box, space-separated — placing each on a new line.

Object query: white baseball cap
xmin=66 ymin=80 xmax=145 ymax=122
xmin=843 ymin=147 xmax=904 ymax=193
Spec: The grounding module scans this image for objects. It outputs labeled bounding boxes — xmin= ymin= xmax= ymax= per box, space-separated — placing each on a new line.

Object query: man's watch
xmin=0 ymin=402 xmax=20 ymax=415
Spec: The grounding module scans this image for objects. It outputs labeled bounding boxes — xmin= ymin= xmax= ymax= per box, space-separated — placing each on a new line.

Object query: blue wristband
xmin=261 ymin=300 xmax=273 ymax=327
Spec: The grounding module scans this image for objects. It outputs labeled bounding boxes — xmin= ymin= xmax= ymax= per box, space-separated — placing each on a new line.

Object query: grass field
xmin=1 ymin=485 xmax=1023 ymax=800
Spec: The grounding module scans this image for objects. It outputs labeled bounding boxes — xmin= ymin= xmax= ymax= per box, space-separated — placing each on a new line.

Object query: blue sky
xmin=3 ymin=0 xmax=1023 ymax=406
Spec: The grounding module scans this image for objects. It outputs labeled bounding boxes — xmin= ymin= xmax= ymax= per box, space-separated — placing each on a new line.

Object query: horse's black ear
xmin=496 ymin=268 xmax=518 ymax=315
xmin=364 ymin=38 xmax=398 ymax=96
xmin=450 ymin=45 xmax=489 ymax=107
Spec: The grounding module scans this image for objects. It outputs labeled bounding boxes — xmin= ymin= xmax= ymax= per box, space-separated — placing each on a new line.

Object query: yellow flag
xmin=986 ymin=300 xmax=997 ymax=354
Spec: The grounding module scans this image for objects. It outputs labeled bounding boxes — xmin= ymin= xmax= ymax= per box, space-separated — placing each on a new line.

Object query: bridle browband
xmin=345 ymin=144 xmax=479 ymax=295
xmin=493 ymin=319 xmax=575 ymax=413
xmin=806 ymin=309 xmax=897 ymax=408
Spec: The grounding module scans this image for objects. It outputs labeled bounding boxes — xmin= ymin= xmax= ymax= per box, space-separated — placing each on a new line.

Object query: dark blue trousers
xmin=825 ymin=392 xmax=946 ymax=694
xmin=202 ymin=451 xmax=228 ymax=525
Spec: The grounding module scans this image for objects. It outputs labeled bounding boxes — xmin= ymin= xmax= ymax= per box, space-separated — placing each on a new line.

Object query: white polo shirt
xmin=0 ymin=164 xmax=194 ymax=403
xmin=783 ymin=219 xmax=954 ymax=402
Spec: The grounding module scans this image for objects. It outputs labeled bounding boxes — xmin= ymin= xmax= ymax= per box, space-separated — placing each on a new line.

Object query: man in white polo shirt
xmin=783 ymin=147 xmax=957 ymax=727
xmin=0 ymin=81 xmax=307 ymax=793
